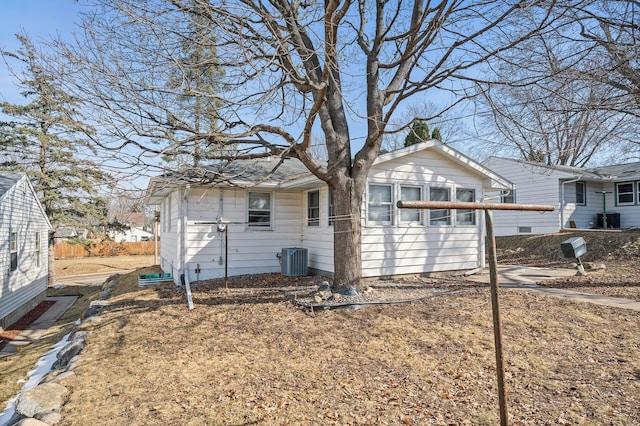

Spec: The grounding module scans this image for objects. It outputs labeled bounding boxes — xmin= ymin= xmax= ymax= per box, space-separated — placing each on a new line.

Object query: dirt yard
xmin=2 ymin=237 xmax=639 ymax=425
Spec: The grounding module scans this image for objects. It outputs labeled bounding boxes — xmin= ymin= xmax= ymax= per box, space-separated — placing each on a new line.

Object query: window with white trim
xmin=368 ymin=184 xmax=393 ymax=224
xmin=456 ymin=188 xmax=476 ymax=225
xmin=575 ymin=182 xmax=586 ymax=205
xmin=399 ymin=185 xmax=422 ymax=223
xmin=501 ymin=189 xmax=516 ymax=204
xmin=10 ymin=231 xmax=18 ymax=272
xmin=429 ymin=187 xmax=451 ymax=225
xmin=307 ymin=190 xmax=320 ymax=226
xmin=35 ymin=232 xmax=41 ymax=268
xmin=248 ymin=191 xmax=272 ymax=228
xmin=617 ymin=182 xmax=634 ymax=205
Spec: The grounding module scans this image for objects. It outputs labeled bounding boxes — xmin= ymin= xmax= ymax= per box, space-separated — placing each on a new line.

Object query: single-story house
xmin=145 ymin=140 xmax=512 ymax=285
xmin=110 ymin=226 xmax=155 ymax=242
xmin=0 ymin=172 xmax=52 ymax=330
xmin=482 ymin=157 xmax=640 ymax=236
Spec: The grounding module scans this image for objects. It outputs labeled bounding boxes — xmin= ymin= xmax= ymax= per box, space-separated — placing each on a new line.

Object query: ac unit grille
xmin=281 ymin=247 xmax=308 ymax=276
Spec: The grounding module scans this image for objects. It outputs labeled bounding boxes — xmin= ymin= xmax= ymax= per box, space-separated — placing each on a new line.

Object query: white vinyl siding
xmin=362 ymin=148 xmax=488 ymax=277
xmin=1 ymin=175 xmax=51 ymax=329
xmin=482 ymin=157 xmax=564 ymax=236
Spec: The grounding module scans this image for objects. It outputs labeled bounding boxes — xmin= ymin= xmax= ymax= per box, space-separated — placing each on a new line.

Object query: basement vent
xmin=281 ymin=247 xmax=308 ymax=276
xmin=518 ymin=226 xmax=532 ymax=234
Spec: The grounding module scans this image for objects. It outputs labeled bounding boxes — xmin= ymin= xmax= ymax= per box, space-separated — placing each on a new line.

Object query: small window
xmin=429 ymin=187 xmax=451 ymax=225
xmin=368 ymin=184 xmax=393 ymax=224
xmin=617 ymin=182 xmax=634 ymax=205
xmin=501 ymin=189 xmax=516 ymax=204
xmin=456 ymin=188 xmax=476 ymax=225
xmin=575 ymin=182 xmax=586 ymax=205
xmin=35 ymin=232 xmax=41 ymax=268
xmin=399 ymin=186 xmax=422 ymax=223
xmin=248 ymin=192 xmax=272 ymax=228
xmin=307 ymin=190 xmax=320 ymax=226
xmin=10 ymin=231 xmax=18 ymax=272
xmin=518 ymin=226 xmax=532 ymax=234
xmin=328 ymin=190 xmax=335 ymax=226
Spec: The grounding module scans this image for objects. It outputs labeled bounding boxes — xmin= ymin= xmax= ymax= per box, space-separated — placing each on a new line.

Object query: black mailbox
xmin=561 ymin=237 xmax=587 ymax=259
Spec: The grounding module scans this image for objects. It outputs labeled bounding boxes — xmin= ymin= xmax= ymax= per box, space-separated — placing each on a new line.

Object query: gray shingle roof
xmin=158 ymin=157 xmax=312 ymax=185
xmin=0 ymin=172 xmax=24 ymax=198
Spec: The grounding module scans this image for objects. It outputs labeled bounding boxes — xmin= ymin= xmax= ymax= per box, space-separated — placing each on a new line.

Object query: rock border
xmin=6 ymin=274 xmax=120 ymax=426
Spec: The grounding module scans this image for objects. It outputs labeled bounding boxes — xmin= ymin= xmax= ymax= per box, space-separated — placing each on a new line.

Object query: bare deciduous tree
xmin=47 ymin=0 xmax=561 ymax=291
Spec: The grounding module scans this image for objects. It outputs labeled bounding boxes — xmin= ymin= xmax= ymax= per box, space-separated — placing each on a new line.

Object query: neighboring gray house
xmin=146 ymin=140 xmax=512 ymax=285
xmin=0 ymin=173 xmax=52 ymax=330
xmin=483 ymin=157 xmax=640 ymax=236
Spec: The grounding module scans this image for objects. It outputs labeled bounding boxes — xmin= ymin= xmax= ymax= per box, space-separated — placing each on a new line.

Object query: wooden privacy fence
xmin=54 ymin=241 xmax=158 ymax=258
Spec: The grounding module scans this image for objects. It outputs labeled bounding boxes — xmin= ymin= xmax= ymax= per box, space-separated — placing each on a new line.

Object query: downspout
xmin=560 ymin=176 xmax=582 ymax=230
xmin=182 ymin=184 xmax=191 ymax=285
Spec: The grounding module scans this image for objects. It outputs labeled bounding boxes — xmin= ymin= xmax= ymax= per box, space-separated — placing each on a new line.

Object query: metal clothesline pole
xmin=397 ymin=200 xmax=555 ymax=426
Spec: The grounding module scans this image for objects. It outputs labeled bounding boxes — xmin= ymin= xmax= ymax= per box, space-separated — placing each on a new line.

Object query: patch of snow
xmin=0 ymin=332 xmax=71 ymax=426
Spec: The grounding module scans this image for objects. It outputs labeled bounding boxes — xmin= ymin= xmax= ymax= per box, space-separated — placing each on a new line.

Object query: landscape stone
xmin=15 ymin=383 xmax=67 ymax=419
xmin=52 ymin=340 xmax=84 ymax=371
xmin=38 ymin=412 xmax=62 ymax=425
xmin=47 ymin=371 xmax=77 ymax=387
xmin=11 ymin=418 xmax=49 ymax=425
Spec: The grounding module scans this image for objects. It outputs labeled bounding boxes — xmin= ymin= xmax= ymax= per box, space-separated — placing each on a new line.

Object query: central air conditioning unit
xmin=280 ymin=247 xmax=308 ymax=276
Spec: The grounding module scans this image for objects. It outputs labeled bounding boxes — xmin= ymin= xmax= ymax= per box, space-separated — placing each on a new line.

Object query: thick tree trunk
xmin=331 ymin=178 xmax=364 ymax=293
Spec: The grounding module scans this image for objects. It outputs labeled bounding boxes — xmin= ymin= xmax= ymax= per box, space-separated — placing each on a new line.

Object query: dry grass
xmin=54 ymin=255 xmax=156 ymax=277
xmin=55 ymin=268 xmax=640 ymax=425
xmin=0 ymin=256 xmax=155 ymax=405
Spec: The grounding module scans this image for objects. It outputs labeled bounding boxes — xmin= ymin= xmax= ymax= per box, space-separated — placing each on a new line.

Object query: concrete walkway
xmin=467 ymin=265 xmax=640 ymax=312
xmin=0 ymin=296 xmax=78 ymax=357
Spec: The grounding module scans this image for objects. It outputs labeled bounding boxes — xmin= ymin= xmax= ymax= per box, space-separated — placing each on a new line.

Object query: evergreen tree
xmin=0 ymin=34 xmax=111 ymax=284
xmin=431 ymin=127 xmax=442 ymax=141
xmin=404 ymin=121 xmax=430 ymax=147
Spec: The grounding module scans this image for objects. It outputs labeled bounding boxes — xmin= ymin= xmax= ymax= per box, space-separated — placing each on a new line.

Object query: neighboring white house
xmin=0 ymin=173 xmax=52 ymax=330
xmin=483 ymin=157 xmax=640 ymax=236
xmin=110 ymin=226 xmax=155 ymax=242
xmin=145 ymin=140 xmax=512 ymax=285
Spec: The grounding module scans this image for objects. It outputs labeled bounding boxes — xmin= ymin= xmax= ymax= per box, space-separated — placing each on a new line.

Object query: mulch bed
xmin=0 ymin=300 xmax=56 ymax=351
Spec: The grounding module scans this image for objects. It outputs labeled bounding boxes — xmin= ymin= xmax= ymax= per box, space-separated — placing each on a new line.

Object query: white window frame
xmin=10 ymin=231 xmax=18 ymax=272
xmin=367 ymin=183 xmax=393 ymax=225
xmin=616 ymin=182 xmax=634 ymax=205
xmin=575 ymin=182 xmax=586 ymax=205
xmin=307 ymin=190 xmax=320 ymax=227
xmin=429 ymin=187 xmax=451 ymax=226
xmin=455 ymin=188 xmax=476 ymax=226
xmin=399 ymin=185 xmax=422 ymax=224
xmin=35 ymin=231 xmax=41 ymax=268
xmin=501 ymin=189 xmax=516 ymax=204
xmin=247 ymin=191 xmax=273 ymax=230
xmin=328 ymin=189 xmax=335 ymax=226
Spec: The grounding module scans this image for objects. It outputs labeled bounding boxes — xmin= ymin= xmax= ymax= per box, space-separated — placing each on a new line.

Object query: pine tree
xmin=0 ymin=34 xmax=111 ymax=284
xmin=431 ymin=127 xmax=442 ymax=141
xmin=404 ymin=121 xmax=430 ymax=147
